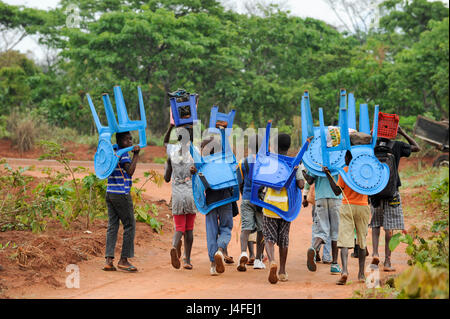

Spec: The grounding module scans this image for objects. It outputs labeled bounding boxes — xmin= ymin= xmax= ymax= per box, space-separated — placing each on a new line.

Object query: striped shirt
xmin=107 ymin=152 xmax=132 ymax=194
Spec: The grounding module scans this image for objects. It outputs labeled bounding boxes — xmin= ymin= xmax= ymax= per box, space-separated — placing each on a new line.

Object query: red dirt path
xmin=0 ymin=146 xmax=428 ymax=299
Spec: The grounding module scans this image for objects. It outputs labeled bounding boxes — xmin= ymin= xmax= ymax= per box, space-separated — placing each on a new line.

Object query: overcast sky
xmin=3 ymin=0 xmax=449 ymax=62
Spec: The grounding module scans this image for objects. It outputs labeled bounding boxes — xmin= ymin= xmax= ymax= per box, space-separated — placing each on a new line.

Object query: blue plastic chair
xmin=316 ymin=90 xmax=390 ymax=195
xmin=87 ymin=86 xmax=147 ymax=179
xmin=301 ymin=90 xmax=346 ymax=178
xmin=249 ymin=121 xmax=310 ymax=222
xmin=208 ymin=106 xmax=236 ymax=136
xmin=169 ymin=93 xmax=198 ymax=127
xmin=189 ymin=128 xmax=240 ymax=215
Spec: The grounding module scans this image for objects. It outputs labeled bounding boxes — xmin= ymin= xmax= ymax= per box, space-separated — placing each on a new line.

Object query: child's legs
xmin=262 ymin=216 xmax=277 ymax=263
xmin=277 ymin=219 xmax=291 ymax=274
xmin=314 ymin=198 xmax=331 ymax=247
xmin=205 ymin=209 xmax=219 ymax=262
xmin=217 ymin=204 xmax=233 ymax=251
xmin=240 ymin=200 xmax=255 ymax=252
xmin=184 ymin=213 xmax=196 ymax=263
xmin=105 ymin=193 xmax=121 ymax=258
xmin=172 ymin=214 xmax=186 ymax=247
xmin=328 ymin=198 xmax=341 ymax=263
xmin=353 ymin=205 xmax=371 ymax=275
xmin=337 ymin=204 xmax=356 ymax=275
xmin=118 ymin=194 xmax=136 ymax=259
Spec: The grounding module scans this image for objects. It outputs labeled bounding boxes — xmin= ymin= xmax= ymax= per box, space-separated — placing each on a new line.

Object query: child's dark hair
xmin=278 ymin=133 xmax=291 ymax=152
xmin=116 ymin=131 xmax=130 ymax=145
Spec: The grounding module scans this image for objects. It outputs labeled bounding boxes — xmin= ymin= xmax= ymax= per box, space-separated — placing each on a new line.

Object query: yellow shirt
xmin=263 ymin=187 xmax=289 ymax=218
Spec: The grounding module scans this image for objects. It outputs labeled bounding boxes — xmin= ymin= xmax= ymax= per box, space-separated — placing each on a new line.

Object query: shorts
xmin=337 ymin=204 xmax=370 ymax=249
xmin=370 ymin=192 xmax=405 ymax=230
xmin=262 ymin=215 xmax=291 ymax=248
xmin=240 ymin=200 xmax=263 ymax=232
xmin=173 ymin=213 xmax=196 ymax=232
xmin=314 ymin=198 xmax=341 ymax=242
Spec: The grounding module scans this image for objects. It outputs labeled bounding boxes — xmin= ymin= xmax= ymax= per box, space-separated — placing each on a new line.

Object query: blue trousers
xmin=205 ymin=203 xmax=233 ymax=262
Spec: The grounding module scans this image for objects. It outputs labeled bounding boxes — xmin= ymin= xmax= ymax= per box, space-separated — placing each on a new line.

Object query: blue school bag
xmin=302 ymin=89 xmax=390 ymax=195
xmin=249 ymin=121 xmax=310 ymax=222
xmin=189 ymin=127 xmax=240 ymax=215
xmin=86 ymin=86 xmax=147 ymax=179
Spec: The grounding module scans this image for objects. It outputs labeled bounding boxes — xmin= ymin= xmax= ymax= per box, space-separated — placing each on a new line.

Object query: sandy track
xmin=4 ymin=158 xmax=409 ymax=299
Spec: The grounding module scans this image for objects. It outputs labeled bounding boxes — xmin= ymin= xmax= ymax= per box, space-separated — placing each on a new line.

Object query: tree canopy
xmin=0 ymin=0 xmax=448 ymax=136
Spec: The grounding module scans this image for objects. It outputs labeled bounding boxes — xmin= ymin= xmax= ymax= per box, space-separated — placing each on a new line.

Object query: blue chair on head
xmin=189 ymin=127 xmax=240 ymax=215
xmin=249 ymin=121 xmax=311 ymax=222
xmin=87 ymin=86 xmax=147 ymax=179
xmin=301 ymin=90 xmax=347 ymax=178
xmin=316 ymin=90 xmax=390 ymax=195
xmin=208 ymin=106 xmax=236 ymax=136
xmin=169 ymin=90 xmax=198 ymax=127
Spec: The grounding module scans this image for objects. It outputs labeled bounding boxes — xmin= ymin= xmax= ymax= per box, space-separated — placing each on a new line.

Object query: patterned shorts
xmin=370 ymin=192 xmax=405 ymax=230
xmin=262 ymin=215 xmax=291 ymax=248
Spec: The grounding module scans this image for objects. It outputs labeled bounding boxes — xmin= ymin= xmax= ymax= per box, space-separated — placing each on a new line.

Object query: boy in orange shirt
xmin=323 ymin=150 xmax=370 ymax=285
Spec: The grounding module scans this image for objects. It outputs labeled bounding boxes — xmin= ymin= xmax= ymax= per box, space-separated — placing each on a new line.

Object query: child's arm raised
xmin=323 ymin=167 xmax=341 ymax=196
xmin=123 ymin=145 xmax=140 ymax=176
xmin=163 ymin=123 xmax=175 ymax=147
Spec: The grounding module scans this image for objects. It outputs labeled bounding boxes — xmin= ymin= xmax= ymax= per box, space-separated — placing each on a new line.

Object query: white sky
xmin=2 ymin=0 xmax=449 ymax=63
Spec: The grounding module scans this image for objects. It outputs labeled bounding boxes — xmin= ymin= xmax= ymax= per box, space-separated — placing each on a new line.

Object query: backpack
xmin=370 ymin=140 xmax=398 ymax=200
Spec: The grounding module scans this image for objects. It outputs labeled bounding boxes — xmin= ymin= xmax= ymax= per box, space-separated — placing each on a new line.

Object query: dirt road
xmin=4 ymin=158 xmax=409 ymax=299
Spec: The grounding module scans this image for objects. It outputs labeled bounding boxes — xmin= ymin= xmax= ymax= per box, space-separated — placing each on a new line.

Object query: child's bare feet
xmin=268 ymin=262 xmax=278 ymax=284
xmin=358 ymin=273 xmax=366 ymax=282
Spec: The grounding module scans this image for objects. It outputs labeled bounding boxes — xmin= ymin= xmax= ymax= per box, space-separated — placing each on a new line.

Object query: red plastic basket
xmin=378 ymin=112 xmax=399 ymax=139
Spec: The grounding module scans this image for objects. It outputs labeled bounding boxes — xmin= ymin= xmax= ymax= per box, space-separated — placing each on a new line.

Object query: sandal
xmin=278 ymin=273 xmax=288 ymax=282
xmin=170 ymin=247 xmax=181 ymax=269
xmin=336 ymin=274 xmax=348 ymax=285
xmin=246 ymin=257 xmax=255 ymax=266
xmin=102 ymin=264 xmax=117 ymax=271
xmin=224 ymin=255 xmax=234 ymax=264
xmin=183 ymin=259 xmax=193 ymax=270
xmin=117 ymin=264 xmax=138 ymax=272
xmin=306 ymin=247 xmax=317 ymax=272
xmin=268 ymin=262 xmax=278 ymax=284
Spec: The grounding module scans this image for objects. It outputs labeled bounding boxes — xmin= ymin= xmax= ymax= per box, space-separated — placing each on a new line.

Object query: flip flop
xmin=224 ymin=256 xmax=234 ymax=264
xmin=170 ymin=247 xmax=181 ymax=269
xmin=117 ymin=264 xmax=138 ymax=272
xmin=268 ymin=262 xmax=278 ymax=284
xmin=336 ymin=274 xmax=348 ymax=285
xmin=183 ymin=261 xmax=193 ymax=270
xmin=383 ymin=265 xmax=396 ymax=272
xmin=102 ymin=264 xmax=117 ymax=271
xmin=214 ymin=251 xmax=225 ymax=273
xmin=246 ymin=257 xmax=255 ymax=266
xmin=307 ymin=247 xmax=317 ymax=272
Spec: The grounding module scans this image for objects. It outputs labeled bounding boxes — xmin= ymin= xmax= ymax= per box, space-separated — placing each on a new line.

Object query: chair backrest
xmin=169 ymin=94 xmax=198 ymax=127
xmin=301 ymin=90 xmax=346 ymax=177
xmin=189 ymin=128 xmax=240 ymax=215
xmin=87 ymin=86 xmax=148 ymax=179
xmin=208 ymin=106 xmax=236 ymax=136
xmin=249 ymin=121 xmax=310 ymax=221
xmin=317 ymin=90 xmax=390 ymax=195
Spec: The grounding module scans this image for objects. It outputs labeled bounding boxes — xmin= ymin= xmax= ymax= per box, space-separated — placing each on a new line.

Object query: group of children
xmin=102 ymin=118 xmax=421 ymax=286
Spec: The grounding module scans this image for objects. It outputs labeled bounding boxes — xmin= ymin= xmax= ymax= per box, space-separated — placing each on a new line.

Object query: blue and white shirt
xmin=107 ymin=152 xmax=132 ymax=194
